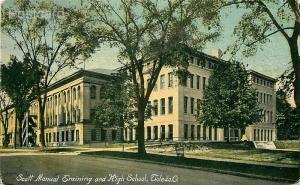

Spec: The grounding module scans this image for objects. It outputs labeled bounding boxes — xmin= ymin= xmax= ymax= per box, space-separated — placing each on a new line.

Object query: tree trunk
xmin=39 ymin=105 xmax=46 ymax=147
xmin=288 ymin=34 xmax=300 ymax=138
xmin=3 ymin=126 xmax=9 ymax=148
xmin=137 ymin=103 xmax=146 ymax=155
xmin=14 ymin=112 xmax=17 ymax=149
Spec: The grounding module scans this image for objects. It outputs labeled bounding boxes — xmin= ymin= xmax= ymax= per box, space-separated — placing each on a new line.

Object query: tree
xmin=93 ymin=71 xmax=152 ymax=142
xmin=0 ymin=89 xmax=13 ymax=148
xmin=218 ymin=0 xmax=300 ymax=136
xmin=276 ymin=89 xmax=299 ymax=140
xmin=93 ymin=72 xmax=135 ymax=141
xmin=1 ymin=55 xmax=39 ymax=147
xmin=196 ymin=61 xmax=261 ymax=142
xmin=276 ymin=69 xmax=299 ymax=139
xmin=1 ymin=0 xmax=98 ymax=147
xmin=85 ymin=0 xmax=220 ymax=154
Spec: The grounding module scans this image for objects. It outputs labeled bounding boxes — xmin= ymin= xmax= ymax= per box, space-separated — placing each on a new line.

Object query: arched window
xmin=67 ymin=90 xmax=70 ymax=102
xmin=77 ymin=86 xmax=81 ymax=99
xmin=90 ymin=85 xmax=96 ymax=99
xmin=73 ymin=88 xmax=76 ymax=100
xmin=54 ymin=95 xmax=57 ymax=106
xmin=63 ymin=92 xmax=66 ymax=103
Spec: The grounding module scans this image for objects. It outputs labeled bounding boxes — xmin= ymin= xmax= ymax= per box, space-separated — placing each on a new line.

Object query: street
xmin=0 ymin=155 xmax=288 ymax=185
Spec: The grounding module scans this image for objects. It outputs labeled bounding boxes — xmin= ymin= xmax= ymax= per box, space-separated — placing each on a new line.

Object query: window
xmin=67 ymin=90 xmax=70 ymax=102
xmin=271 ymin=130 xmax=273 ymax=140
xmin=64 ymin=92 xmax=66 ymax=103
xmin=197 ymin=125 xmax=201 ymax=140
xmin=73 ymin=88 xmax=76 ymax=100
xmin=57 ymin=132 xmax=59 ymax=142
xmin=160 ymin=125 xmax=165 ymax=140
xmin=168 ymin=124 xmax=173 ymax=140
xmin=90 ymin=109 xmax=96 ymax=122
xmin=160 ymin=74 xmax=165 ymax=89
xmin=101 ymin=129 xmax=106 ymax=141
xmin=201 ymin=60 xmax=206 ymax=68
xmin=263 ymin=93 xmax=266 ymax=104
xmin=160 ymin=98 xmax=165 ymax=115
xmin=77 ymin=86 xmax=80 ymax=99
xmin=153 ymin=100 xmax=158 ymax=116
xmin=190 ymin=74 xmax=194 ymax=88
xmin=71 ymin=130 xmax=75 ymax=141
xmin=191 ymin=125 xmax=195 ymax=140
xmin=196 ymin=75 xmax=200 ymax=89
xmin=53 ymin=132 xmax=56 ymax=142
xmin=124 ymin=128 xmax=128 ymax=141
xmin=190 ymin=98 xmax=194 ymax=114
xmin=203 ymin=126 xmax=206 ymax=140
xmin=154 ymin=126 xmax=158 ymax=140
xmin=90 ymin=85 xmax=96 ymax=99
xmin=112 ymin=130 xmax=117 ymax=140
xmin=184 ymin=96 xmax=188 ymax=114
xmin=197 ymin=58 xmax=201 ymax=66
xmin=168 ymin=72 xmax=173 ymax=87
xmin=76 ymin=109 xmax=80 ymax=122
xmin=76 ymin=130 xmax=79 ymax=142
xmin=209 ymin=127 xmax=212 ymax=140
xmin=254 ymin=129 xmax=257 ymax=141
xmin=147 ymin=126 xmax=151 ymax=140
xmin=260 ymin=93 xmax=263 ymax=103
xmin=91 ymin=129 xmax=97 ymax=141
xmin=168 ymin=97 xmax=173 ymax=114
xmin=203 ymin=77 xmax=206 ymax=90
xmin=66 ymin=131 xmax=69 ymax=142
xmin=62 ymin=131 xmax=65 ymax=142
xmin=184 ymin=124 xmax=188 ymax=140
xmin=197 ymin=99 xmax=200 ymax=115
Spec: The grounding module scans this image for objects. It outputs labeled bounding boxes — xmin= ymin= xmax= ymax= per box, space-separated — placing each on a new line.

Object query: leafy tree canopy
xmin=197 ymin=61 xmax=261 ymax=132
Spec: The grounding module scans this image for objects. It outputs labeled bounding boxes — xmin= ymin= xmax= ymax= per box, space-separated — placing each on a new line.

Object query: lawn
xmin=82 ymin=150 xmax=299 ymax=182
xmin=144 ymin=142 xmax=300 ymax=165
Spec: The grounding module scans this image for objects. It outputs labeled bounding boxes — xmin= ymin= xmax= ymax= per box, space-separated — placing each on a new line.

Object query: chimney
xmin=211 ymin=49 xmax=222 ymax=59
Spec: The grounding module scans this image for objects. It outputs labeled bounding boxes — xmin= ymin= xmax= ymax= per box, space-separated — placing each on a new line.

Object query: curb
xmin=80 ymin=153 xmax=297 ymax=183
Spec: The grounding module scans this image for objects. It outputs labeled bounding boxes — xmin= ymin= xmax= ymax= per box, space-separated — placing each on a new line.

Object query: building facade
xmin=124 ymin=51 xmax=277 ymax=142
xmin=0 ymin=51 xmax=277 ymax=147
xmin=0 ymin=69 xmax=123 ymax=147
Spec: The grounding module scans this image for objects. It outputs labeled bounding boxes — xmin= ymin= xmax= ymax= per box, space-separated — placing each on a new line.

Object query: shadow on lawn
xmin=82 ymin=151 xmax=299 ymax=182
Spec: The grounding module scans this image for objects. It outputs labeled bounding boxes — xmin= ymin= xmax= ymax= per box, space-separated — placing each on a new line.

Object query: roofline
xmin=248 ymin=70 xmax=276 ymax=82
xmin=47 ymin=69 xmax=113 ymax=92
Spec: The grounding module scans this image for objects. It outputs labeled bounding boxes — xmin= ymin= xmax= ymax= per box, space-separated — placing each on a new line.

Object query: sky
xmin=0 ymin=0 xmax=295 ymax=81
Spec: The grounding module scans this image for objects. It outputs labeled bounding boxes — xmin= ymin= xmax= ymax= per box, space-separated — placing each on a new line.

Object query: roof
xmin=248 ymin=70 xmax=277 ymax=82
xmin=47 ymin=68 xmax=114 ymax=92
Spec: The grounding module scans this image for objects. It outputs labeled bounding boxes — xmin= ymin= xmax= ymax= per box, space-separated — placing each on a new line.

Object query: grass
xmin=187 ymin=149 xmax=299 ymax=165
xmin=145 ymin=142 xmax=300 ymax=165
xmin=82 ymin=151 xmax=299 ymax=182
xmin=274 ymin=140 xmax=300 ymax=149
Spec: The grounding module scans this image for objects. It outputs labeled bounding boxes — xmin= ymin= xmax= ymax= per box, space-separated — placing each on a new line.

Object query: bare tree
xmin=86 ymin=0 xmax=220 ymax=154
xmin=1 ymin=0 xmax=99 ymax=147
